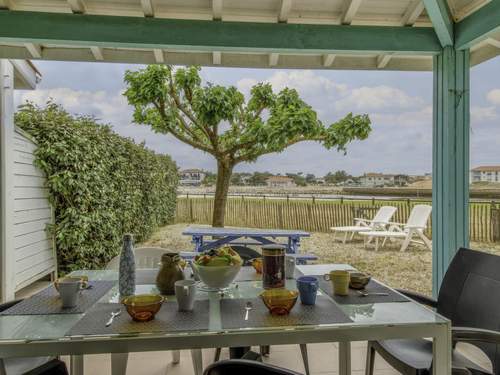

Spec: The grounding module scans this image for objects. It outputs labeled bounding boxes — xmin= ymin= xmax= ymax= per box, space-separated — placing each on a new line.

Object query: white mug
xmin=174 ymin=280 xmax=196 ymax=311
xmin=285 ymin=256 xmax=296 ymax=279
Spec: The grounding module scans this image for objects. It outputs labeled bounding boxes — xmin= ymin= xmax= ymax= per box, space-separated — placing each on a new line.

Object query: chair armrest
xmin=452 ymin=327 xmax=500 ymax=345
xmin=388 ymin=222 xmax=405 ymax=226
xmin=395 ymin=289 xmax=437 ymax=307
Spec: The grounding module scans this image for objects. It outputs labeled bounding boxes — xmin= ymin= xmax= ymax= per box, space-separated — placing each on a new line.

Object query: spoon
xmin=357 ymin=290 xmax=389 ymax=297
xmin=105 ymin=309 xmax=122 ymax=327
xmin=244 ymin=301 xmax=253 ymax=321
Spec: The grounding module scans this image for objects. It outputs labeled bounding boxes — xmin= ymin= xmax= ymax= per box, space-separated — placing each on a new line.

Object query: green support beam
xmin=455 ymin=0 xmax=500 ymax=50
xmin=422 ymin=0 xmax=454 ymax=47
xmin=0 ymin=10 xmax=442 ymax=54
xmin=432 ymin=46 xmax=470 ymax=294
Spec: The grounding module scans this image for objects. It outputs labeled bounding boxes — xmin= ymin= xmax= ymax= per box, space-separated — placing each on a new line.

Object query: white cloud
xmin=471 ymin=106 xmax=497 ymax=122
xmin=334 ymin=85 xmax=425 ymax=112
xmin=486 ymin=89 xmax=500 ymax=106
xmin=236 ymin=70 xmax=347 ymax=98
xmin=370 ymin=106 xmax=432 ymax=127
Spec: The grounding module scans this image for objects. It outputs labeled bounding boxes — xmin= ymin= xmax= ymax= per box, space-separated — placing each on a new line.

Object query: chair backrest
xmin=438 ymin=248 xmax=500 ymax=374
xmin=106 ymin=247 xmax=169 ymax=270
xmin=371 ymin=206 xmax=397 ymax=224
xmin=203 ymin=359 xmax=303 ymax=375
xmin=405 ymin=204 xmax=432 ymax=229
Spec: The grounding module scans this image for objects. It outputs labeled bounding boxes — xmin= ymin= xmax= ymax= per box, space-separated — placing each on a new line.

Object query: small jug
xmin=156 ymin=253 xmax=185 ymax=295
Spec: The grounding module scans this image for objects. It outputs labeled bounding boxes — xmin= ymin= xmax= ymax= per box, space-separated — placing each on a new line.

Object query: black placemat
xmin=67 ymin=300 xmax=209 ymax=336
xmin=1 ymin=281 xmax=116 ymax=315
xmin=316 ymin=277 xmax=409 ymax=304
xmin=220 ymin=295 xmax=352 ymax=329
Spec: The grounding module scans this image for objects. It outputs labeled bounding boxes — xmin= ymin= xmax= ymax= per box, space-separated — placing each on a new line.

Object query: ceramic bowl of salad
xmin=192 ymin=246 xmax=242 ymax=289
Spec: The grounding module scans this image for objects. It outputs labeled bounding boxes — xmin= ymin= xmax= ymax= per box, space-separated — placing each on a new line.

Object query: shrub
xmin=15 ymin=102 xmax=178 ymax=273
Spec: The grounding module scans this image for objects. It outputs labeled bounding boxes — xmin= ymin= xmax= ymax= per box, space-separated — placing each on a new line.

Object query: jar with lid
xmin=262 ymin=244 xmax=286 ymax=289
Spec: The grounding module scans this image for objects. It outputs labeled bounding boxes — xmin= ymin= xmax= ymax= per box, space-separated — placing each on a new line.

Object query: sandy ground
xmin=141 ymin=223 xmax=500 ymax=296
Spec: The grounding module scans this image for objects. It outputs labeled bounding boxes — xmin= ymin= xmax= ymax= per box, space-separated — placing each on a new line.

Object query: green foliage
xmin=15 ymin=103 xmax=178 ymax=273
xmin=325 ymin=170 xmax=352 ymax=184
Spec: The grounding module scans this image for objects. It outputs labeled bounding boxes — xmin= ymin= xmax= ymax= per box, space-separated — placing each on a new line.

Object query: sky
xmin=13 ymin=56 xmax=500 ymax=177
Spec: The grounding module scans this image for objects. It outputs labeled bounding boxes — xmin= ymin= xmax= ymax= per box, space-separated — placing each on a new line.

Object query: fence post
xmin=491 ymin=201 xmax=500 ymax=242
xmin=371 ymin=197 xmax=375 ymax=206
xmin=340 ymin=197 xmax=344 ymax=204
xmin=312 ymin=195 xmax=316 ymax=204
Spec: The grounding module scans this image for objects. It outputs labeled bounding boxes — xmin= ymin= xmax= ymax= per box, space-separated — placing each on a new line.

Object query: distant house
xmin=470 ymin=166 xmax=500 ymax=183
xmin=179 ymin=169 xmax=206 ymax=186
xmin=266 ymin=176 xmax=296 ymax=188
xmin=359 ymin=173 xmax=409 ymax=187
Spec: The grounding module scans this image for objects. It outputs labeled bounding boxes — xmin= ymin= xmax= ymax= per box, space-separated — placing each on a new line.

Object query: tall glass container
xmin=262 ymin=244 xmax=286 ymax=289
xmin=119 ymin=233 xmax=136 ymax=298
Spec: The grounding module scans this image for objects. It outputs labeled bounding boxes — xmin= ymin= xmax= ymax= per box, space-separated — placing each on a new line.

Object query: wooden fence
xmin=176 ymin=197 xmax=498 ymax=243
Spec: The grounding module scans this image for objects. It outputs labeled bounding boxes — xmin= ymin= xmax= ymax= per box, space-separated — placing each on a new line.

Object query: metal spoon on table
xmin=244 ymin=301 xmax=253 ymax=321
xmin=105 ymin=309 xmax=121 ymax=327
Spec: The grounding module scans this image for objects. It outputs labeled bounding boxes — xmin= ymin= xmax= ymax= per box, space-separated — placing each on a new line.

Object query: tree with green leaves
xmin=124 ymin=65 xmax=371 ymax=227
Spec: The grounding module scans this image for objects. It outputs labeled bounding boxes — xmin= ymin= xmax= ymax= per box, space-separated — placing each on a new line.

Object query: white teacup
xmin=57 ymin=278 xmax=82 ymax=308
xmin=174 ymin=280 xmax=196 ymax=311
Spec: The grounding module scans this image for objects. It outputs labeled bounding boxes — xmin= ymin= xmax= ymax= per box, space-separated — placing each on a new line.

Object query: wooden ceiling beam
xmin=0 ymin=0 xmax=11 ymax=9
xmin=485 ymin=37 xmax=500 ymax=49
xmin=278 ymin=0 xmax=293 ymax=23
xmin=24 ymin=43 xmax=42 ymax=58
xmin=213 ymin=51 xmax=221 ymax=65
xmin=90 ymin=46 xmax=104 ymax=60
xmin=376 ymin=54 xmax=392 ymax=68
xmin=67 ymin=0 xmax=86 ymax=14
xmin=269 ymin=53 xmax=279 ymax=66
xmin=341 ymin=0 xmax=363 ymax=25
xmin=322 ymin=54 xmax=336 ymax=67
xmin=153 ymin=48 xmax=164 ymax=63
xmin=402 ymin=0 xmax=424 ymax=26
xmin=140 ymin=0 xmax=154 ymax=17
xmin=212 ymin=0 xmax=223 ymax=21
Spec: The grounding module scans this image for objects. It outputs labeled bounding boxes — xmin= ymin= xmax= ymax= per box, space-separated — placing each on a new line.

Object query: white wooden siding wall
xmin=12 ymin=127 xmax=56 ymax=291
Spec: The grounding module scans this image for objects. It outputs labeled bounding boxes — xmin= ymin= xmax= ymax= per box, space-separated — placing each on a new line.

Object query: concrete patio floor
xmin=61 ymin=342 xmax=399 ymax=375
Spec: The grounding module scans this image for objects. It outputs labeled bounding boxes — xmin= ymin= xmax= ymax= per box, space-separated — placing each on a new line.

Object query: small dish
xmin=122 ymin=294 xmax=163 ymax=322
xmin=251 ymin=258 xmax=263 ymax=274
xmin=349 ymin=272 xmax=371 ymax=289
xmin=260 ymin=289 xmax=298 ymax=315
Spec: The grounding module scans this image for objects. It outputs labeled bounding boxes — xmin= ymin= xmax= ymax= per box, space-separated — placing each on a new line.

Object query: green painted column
xmin=432 ymin=46 xmax=470 ymax=294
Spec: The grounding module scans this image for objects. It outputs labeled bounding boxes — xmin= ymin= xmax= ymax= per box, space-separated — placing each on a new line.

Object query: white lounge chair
xmin=359 ymin=204 xmax=432 ymax=252
xmin=330 ymin=206 xmax=397 ymax=243
xmin=107 ymin=247 xmax=203 ymax=375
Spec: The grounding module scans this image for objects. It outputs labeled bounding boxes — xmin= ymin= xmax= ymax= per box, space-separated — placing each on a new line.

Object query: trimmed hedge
xmin=16 ymin=103 xmax=178 ymax=273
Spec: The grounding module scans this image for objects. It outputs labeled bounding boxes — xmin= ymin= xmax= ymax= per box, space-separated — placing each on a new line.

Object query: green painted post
xmin=432 ymin=46 xmax=470 ymax=295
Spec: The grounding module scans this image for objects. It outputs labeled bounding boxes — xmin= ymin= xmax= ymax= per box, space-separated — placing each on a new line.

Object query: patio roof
xmin=0 ymin=0 xmax=499 ymax=71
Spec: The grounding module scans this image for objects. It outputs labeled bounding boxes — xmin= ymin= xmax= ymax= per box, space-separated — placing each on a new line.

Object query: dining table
xmin=0 ymin=264 xmax=451 ymax=375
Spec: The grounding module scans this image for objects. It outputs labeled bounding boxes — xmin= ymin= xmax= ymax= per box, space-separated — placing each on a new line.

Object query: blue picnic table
xmin=182 ymin=226 xmax=310 ymax=254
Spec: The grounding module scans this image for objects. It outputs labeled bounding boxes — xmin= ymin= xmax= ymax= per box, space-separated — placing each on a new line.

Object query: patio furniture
xmin=106 ymin=247 xmax=193 ymax=374
xmin=0 ymin=299 xmax=68 ymax=375
xmin=203 ymin=359 xmax=303 ymax=375
xmin=0 ymin=264 xmax=452 ymax=375
xmin=330 ymin=206 xmax=397 ymax=243
xmin=359 ymin=205 xmax=432 ymax=252
xmin=365 ymin=247 xmax=500 ymax=375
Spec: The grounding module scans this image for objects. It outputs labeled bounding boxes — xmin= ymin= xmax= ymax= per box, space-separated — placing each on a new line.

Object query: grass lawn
xmin=141 ymin=223 xmax=500 ymax=296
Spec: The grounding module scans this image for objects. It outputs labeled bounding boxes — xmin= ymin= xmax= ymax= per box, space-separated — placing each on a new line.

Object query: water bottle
xmin=119 ymin=233 xmax=136 ymax=298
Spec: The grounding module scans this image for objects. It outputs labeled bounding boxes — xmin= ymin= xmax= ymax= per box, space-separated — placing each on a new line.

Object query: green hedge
xmin=16 ymin=103 xmax=178 ymax=273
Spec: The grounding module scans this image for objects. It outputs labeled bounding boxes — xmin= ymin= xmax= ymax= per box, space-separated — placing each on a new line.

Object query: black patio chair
xmin=0 ymin=299 xmax=69 ymax=375
xmin=365 ymin=247 xmax=500 ymax=375
xmin=203 ymin=359 xmax=303 ymax=375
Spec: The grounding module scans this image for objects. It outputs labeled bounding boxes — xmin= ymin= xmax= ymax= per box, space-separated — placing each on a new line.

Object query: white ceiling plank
xmin=140 ymin=0 xmax=155 ymax=17
xmin=90 ymin=46 xmax=104 ymax=61
xmin=278 ymin=0 xmax=293 ymax=23
xmin=486 ymin=37 xmax=500 ymax=49
xmin=269 ymin=53 xmax=279 ymax=66
xmin=67 ymin=0 xmax=86 ymax=14
xmin=402 ymin=0 xmax=424 ymax=26
xmin=0 ymin=0 xmax=12 ymax=9
xmin=341 ymin=0 xmax=363 ymax=25
xmin=213 ymin=51 xmax=221 ymax=65
xmin=322 ymin=54 xmax=336 ymax=67
xmin=376 ymin=54 xmax=392 ymax=69
xmin=24 ymin=43 xmax=42 ymax=59
xmin=153 ymin=49 xmax=164 ymax=63
xmin=212 ymin=0 xmax=223 ymax=20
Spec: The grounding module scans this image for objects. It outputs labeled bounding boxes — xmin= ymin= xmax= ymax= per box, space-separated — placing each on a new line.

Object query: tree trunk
xmin=212 ymin=160 xmax=233 ymax=227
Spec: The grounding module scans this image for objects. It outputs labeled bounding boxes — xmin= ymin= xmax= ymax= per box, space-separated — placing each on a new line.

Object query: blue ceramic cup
xmin=296 ymin=276 xmax=319 ymax=305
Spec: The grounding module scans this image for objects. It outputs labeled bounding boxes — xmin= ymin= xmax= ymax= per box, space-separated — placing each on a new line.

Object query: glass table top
xmin=0 ymin=265 xmax=447 ymax=343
